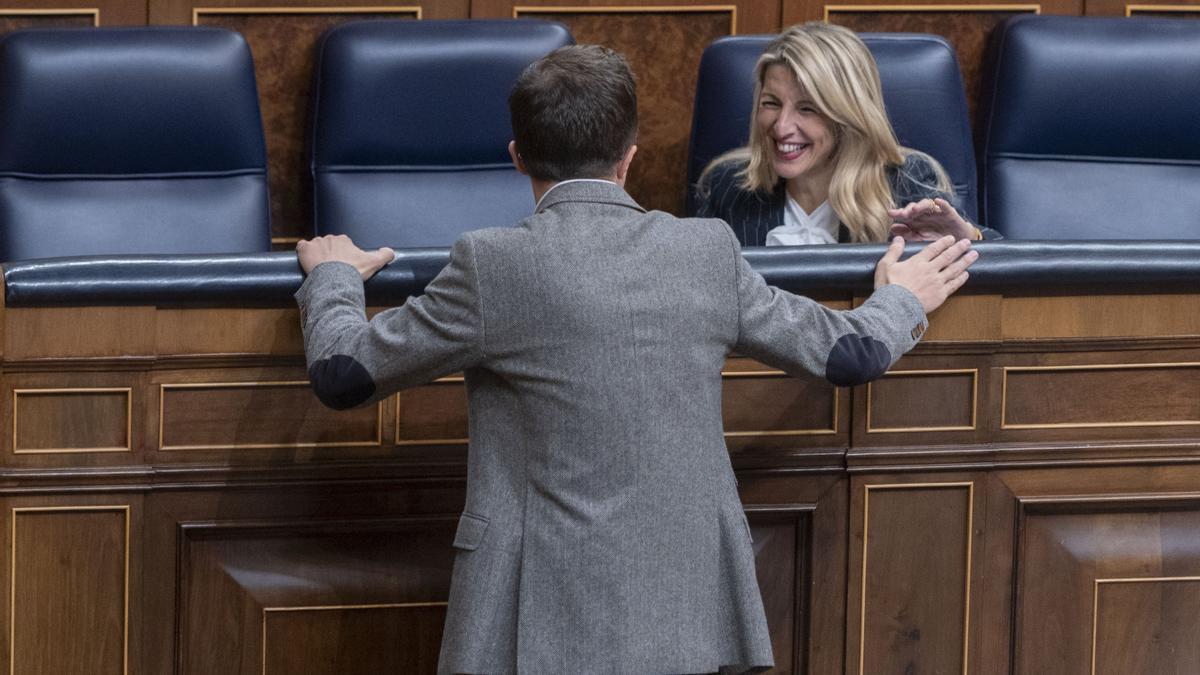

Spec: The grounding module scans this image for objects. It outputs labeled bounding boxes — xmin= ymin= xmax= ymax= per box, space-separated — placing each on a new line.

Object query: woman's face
xmin=756 ymin=63 xmax=836 ymax=187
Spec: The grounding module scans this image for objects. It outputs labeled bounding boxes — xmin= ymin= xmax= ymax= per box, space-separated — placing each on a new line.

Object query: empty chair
xmin=980 ymin=15 xmax=1200 ymax=238
xmin=686 ymin=32 xmax=977 ymax=221
xmin=0 ymin=27 xmax=271 ymax=260
xmin=310 ymin=19 xmax=573 ymax=249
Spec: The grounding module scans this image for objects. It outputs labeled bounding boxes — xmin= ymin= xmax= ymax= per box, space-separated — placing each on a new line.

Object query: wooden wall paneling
xmin=1001 ymin=293 xmax=1200 ymax=341
xmin=866 ymin=368 xmax=978 ymax=432
xmin=1003 ymin=362 xmax=1200 ymax=430
xmin=165 ymin=4 xmax=440 ymax=245
xmin=1124 ymin=3 xmax=1200 ymax=16
xmin=3 ymin=497 xmax=143 ymax=675
xmin=151 ymin=366 xmax=392 ymax=462
xmin=852 ymin=292 xmax=1002 ymax=343
xmin=1086 ymin=0 xmax=1200 ymax=16
xmin=160 ymin=380 xmax=383 ymax=451
xmin=473 ymin=0 xmax=781 ymax=217
xmin=723 ymin=296 xmax=851 ymax=463
xmin=739 ymin=472 xmax=849 ymax=673
xmin=138 ymin=481 xmax=469 ymax=675
xmin=723 ymin=357 xmax=846 ymax=455
xmin=176 ymin=515 xmax=454 ymax=674
xmin=1092 ymin=578 xmax=1200 ymax=674
xmin=1013 ymin=494 xmax=1200 ymax=674
xmin=156 ymin=307 xmax=304 ymax=357
xmin=972 ymin=471 xmax=1018 ymax=673
xmin=994 ymin=347 xmax=1200 ymax=445
xmin=820 ymin=3 xmax=1053 ymax=132
xmin=974 ymin=467 xmax=1200 ymax=674
xmin=744 ymin=504 xmax=813 ymax=674
xmin=921 ymin=293 xmax=1002 ymax=342
xmin=847 ymin=477 xmax=979 ymax=674
xmin=3 ymin=306 xmax=155 ymax=361
xmin=263 ymin=603 xmax=446 ymax=673
xmin=395 ymin=375 xmax=469 ymax=447
xmin=1 ymin=371 xmax=148 ymax=468
xmin=13 ymin=388 xmax=131 ymax=453
xmin=134 ymin=481 xmax=467 ymax=675
xmin=0 ymin=4 xmax=142 ymax=29
xmin=0 ymin=8 xmax=98 ymax=32
xmin=849 ymin=350 xmax=998 ymax=463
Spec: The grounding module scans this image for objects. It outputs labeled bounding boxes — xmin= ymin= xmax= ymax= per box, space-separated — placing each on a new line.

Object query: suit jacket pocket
xmin=452 ymin=511 xmax=490 ymax=551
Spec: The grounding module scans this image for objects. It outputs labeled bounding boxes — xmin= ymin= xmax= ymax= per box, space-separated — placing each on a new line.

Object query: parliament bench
xmin=2 ymin=241 xmax=1199 ymax=672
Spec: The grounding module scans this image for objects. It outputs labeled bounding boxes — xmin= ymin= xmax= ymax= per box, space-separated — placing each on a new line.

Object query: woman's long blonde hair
xmin=703 ymin=22 xmax=951 ymax=242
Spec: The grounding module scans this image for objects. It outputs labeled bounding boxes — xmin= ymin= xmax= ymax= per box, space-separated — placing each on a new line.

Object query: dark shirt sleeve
xmin=697 ymin=160 xmax=779 ymax=247
xmin=696 ymin=161 xmax=738 ymax=222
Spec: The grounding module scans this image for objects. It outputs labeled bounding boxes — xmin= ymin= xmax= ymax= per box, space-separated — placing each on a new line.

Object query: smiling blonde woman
xmin=697 ymin=22 xmax=1001 ymax=246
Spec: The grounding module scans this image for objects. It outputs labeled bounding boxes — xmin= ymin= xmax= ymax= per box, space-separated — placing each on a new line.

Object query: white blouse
xmin=765 ymin=197 xmax=839 ymax=246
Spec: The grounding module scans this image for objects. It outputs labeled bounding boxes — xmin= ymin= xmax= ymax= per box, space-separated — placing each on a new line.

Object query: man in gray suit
xmin=295 ymin=45 xmax=976 ymax=674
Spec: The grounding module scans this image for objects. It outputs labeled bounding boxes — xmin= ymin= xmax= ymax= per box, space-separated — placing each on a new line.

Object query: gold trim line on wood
xmin=271 ymin=237 xmax=302 ymax=245
xmin=264 ymin=601 xmax=448 ymax=613
xmin=825 ymin=3 xmax=1041 ymax=20
xmin=261 ymin=601 xmax=447 ymax=675
xmin=11 ymin=505 xmax=131 ymax=675
xmin=1001 ymin=362 xmax=1200 ymax=430
xmin=513 ymin=5 xmax=738 ymax=36
xmin=12 ymin=387 xmax=133 ymax=455
xmin=1096 ymin=575 xmax=1200 ymax=584
xmin=723 ymin=428 xmax=836 ymax=437
xmin=1090 ymin=576 xmax=1200 ymax=675
xmin=1005 ymin=361 xmax=1200 ymax=372
xmin=859 ymin=482 xmax=973 ymax=675
xmin=0 ymin=8 xmax=100 ymax=25
xmin=0 ymin=8 xmax=99 ymax=25
xmin=193 ymin=5 xmax=422 ymax=24
xmin=394 ymin=438 xmax=469 ymax=446
xmin=158 ymin=381 xmax=384 ymax=451
xmin=1126 ymin=3 xmax=1200 ymax=14
xmin=865 ymin=368 xmax=978 ymax=434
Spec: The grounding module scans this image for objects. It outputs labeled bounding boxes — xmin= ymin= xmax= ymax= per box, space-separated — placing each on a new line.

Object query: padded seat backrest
xmin=686 ymin=33 xmax=976 ymax=220
xmin=981 ymin=15 xmax=1200 ymax=238
xmin=310 ymin=19 xmax=573 ymax=248
xmin=0 ymin=27 xmax=271 ymax=260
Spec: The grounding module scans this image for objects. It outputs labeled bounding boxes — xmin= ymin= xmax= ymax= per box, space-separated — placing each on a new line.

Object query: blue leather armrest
xmin=6 ymin=241 xmax=1200 ymax=308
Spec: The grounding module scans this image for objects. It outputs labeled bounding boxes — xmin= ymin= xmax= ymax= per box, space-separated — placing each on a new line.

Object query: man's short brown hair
xmin=508 ymin=45 xmax=638 ymax=182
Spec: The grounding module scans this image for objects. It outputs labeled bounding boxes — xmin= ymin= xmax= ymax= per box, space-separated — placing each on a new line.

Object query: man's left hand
xmin=296 ymin=234 xmax=395 ymax=280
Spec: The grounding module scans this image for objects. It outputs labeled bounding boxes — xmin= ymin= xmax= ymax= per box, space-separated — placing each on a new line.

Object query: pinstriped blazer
xmin=295 ymin=180 xmax=929 ymax=674
xmin=697 ymin=154 xmax=1002 ymax=246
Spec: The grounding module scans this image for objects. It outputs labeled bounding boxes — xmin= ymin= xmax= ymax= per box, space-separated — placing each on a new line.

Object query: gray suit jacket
xmin=295 ymin=181 xmax=927 ymax=674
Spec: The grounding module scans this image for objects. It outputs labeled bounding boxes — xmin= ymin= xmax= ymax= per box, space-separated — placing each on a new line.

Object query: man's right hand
xmin=873 ymin=235 xmax=977 ymax=314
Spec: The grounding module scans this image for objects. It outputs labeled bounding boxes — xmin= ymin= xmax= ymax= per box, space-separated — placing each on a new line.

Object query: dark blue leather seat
xmin=0 ymin=27 xmax=271 ymax=260
xmin=686 ymin=33 xmax=977 ymax=220
xmin=310 ymin=19 xmax=573 ymax=249
xmin=980 ymin=16 xmax=1200 ymax=238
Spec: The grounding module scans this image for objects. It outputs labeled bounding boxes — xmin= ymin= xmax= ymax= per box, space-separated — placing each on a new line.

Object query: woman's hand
xmin=888 ymin=197 xmax=978 ymax=241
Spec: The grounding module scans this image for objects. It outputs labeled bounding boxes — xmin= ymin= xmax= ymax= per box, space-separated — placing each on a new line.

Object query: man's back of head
xmin=508 ymin=45 xmax=638 ymax=182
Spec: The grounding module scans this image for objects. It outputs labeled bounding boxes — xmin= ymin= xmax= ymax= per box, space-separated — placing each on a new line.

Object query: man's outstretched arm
xmin=295 ymin=234 xmax=485 ymax=409
xmin=733 ymin=234 xmax=976 ymax=385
